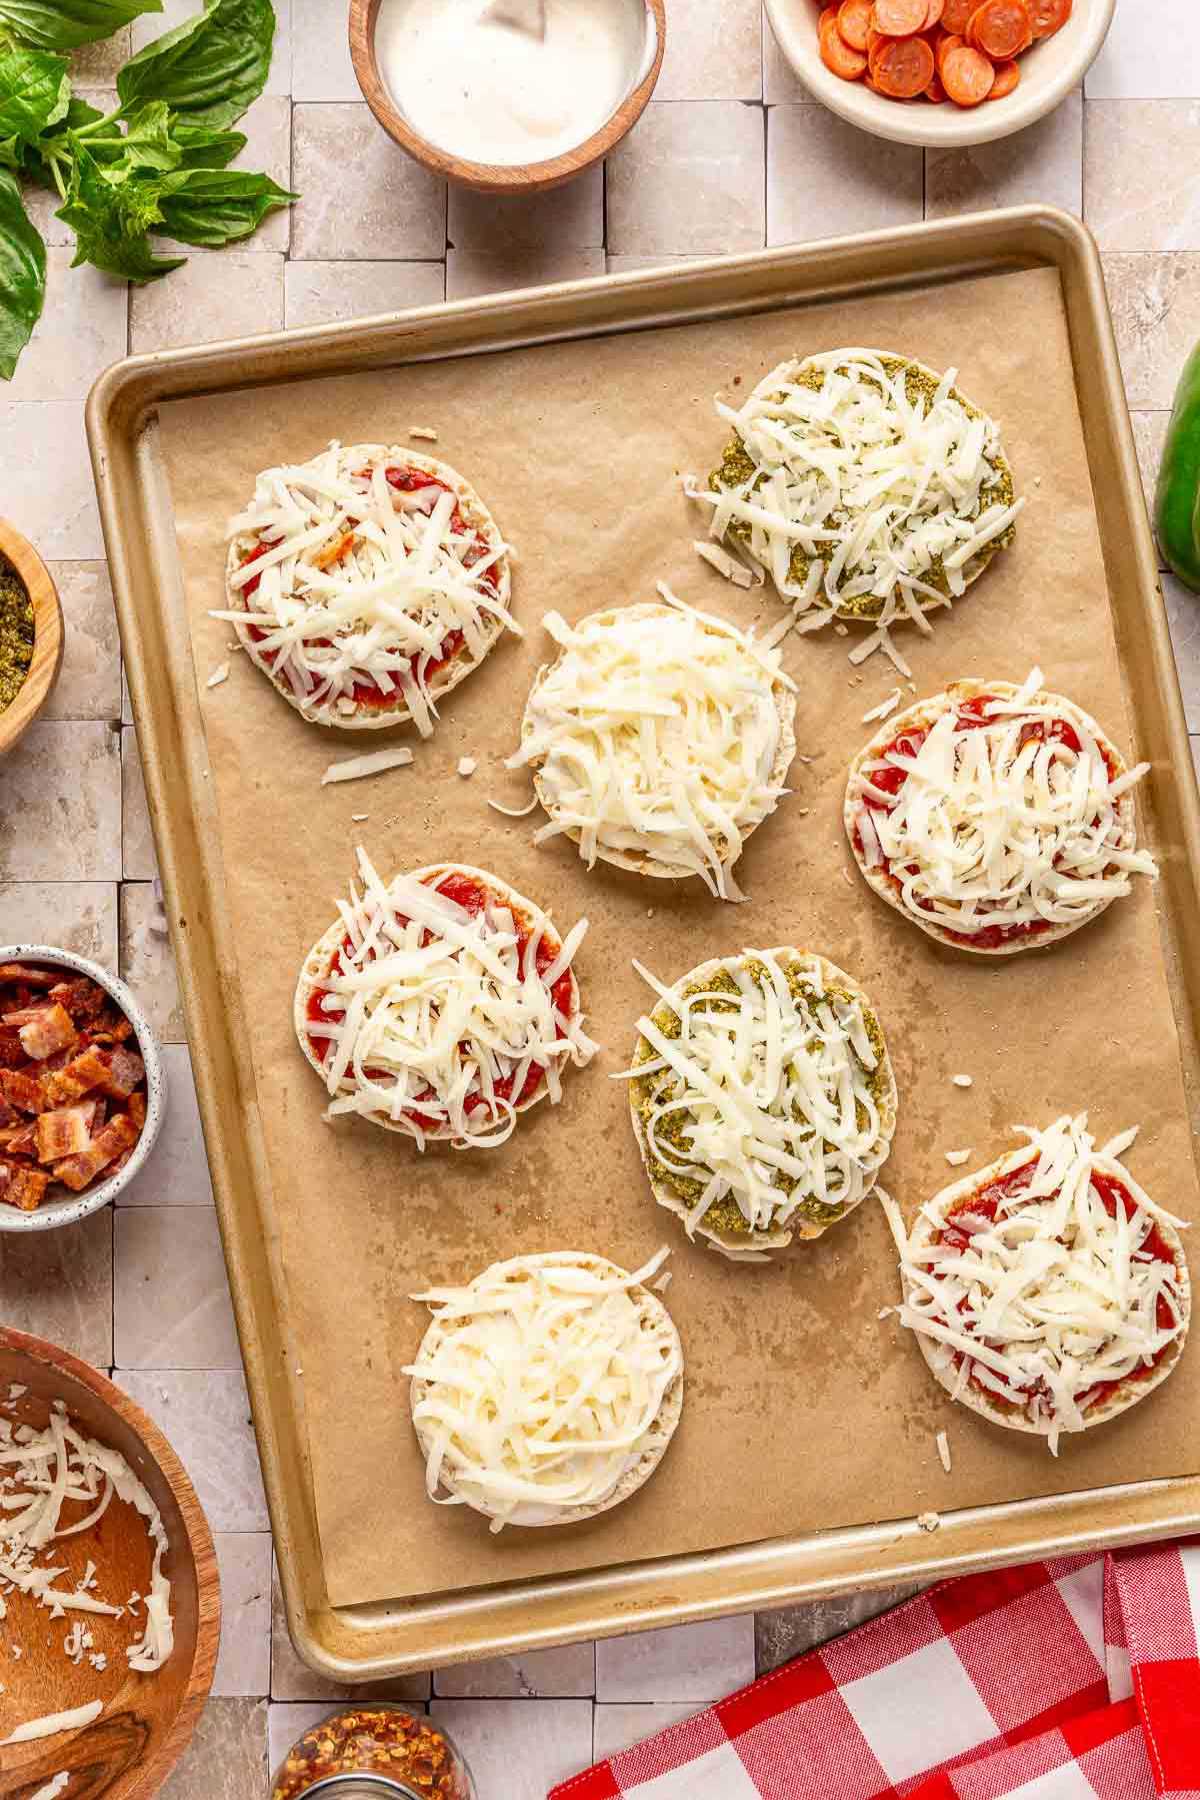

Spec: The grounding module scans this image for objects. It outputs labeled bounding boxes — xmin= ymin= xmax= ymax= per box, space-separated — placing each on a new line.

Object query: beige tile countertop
xmin=2 ymin=1 xmax=1200 ymax=1794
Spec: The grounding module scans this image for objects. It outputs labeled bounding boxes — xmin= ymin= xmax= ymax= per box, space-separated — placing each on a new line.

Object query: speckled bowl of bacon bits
xmin=0 ymin=947 xmax=165 ymax=1231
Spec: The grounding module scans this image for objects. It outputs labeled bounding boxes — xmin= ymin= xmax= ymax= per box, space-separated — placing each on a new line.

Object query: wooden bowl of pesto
xmin=0 ymin=518 xmax=63 ymax=755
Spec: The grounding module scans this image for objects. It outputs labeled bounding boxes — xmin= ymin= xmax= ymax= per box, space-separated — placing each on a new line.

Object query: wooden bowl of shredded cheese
xmin=0 ymin=1327 xmax=219 ymax=1798
xmin=0 ymin=519 xmax=63 ymax=758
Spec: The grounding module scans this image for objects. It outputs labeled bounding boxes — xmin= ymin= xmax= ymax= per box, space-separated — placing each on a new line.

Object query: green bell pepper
xmin=1156 ymin=342 xmax=1200 ymax=591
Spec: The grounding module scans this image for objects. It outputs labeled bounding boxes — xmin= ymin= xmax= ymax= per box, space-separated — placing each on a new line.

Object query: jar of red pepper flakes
xmin=269 ymin=1704 xmax=477 ymax=1799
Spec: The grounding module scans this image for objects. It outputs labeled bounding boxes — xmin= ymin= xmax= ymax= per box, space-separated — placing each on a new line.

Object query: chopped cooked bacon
xmin=36 ymin=1107 xmax=94 ymax=1164
xmin=11 ymin=1004 xmax=79 ymax=1062
xmin=0 ymin=1122 xmax=36 ymax=1158
xmin=0 ymin=1162 xmax=49 ymax=1211
xmin=0 ymin=1068 xmax=48 ymax=1114
xmin=41 ymin=1046 xmax=112 ymax=1107
xmin=0 ymin=964 xmax=56 ymax=987
xmin=48 ymin=977 xmax=109 ymax=1023
xmin=97 ymin=1046 xmax=145 ymax=1100
xmin=54 ymin=1113 xmax=138 ymax=1193
xmin=0 ymin=964 xmax=149 ymax=1205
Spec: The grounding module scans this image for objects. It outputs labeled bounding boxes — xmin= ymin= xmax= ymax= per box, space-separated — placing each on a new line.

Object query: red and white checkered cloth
xmin=551 ymin=1540 xmax=1200 ymax=1800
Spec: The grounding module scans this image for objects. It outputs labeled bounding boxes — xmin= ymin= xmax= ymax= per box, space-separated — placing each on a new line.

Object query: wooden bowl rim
xmin=348 ymin=0 xmax=666 ymax=193
xmin=0 ymin=1324 xmax=221 ymax=1799
xmin=0 ymin=518 xmax=63 ymax=757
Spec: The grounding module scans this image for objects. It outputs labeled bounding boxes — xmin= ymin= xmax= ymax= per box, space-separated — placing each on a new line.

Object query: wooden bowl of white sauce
xmin=349 ymin=0 xmax=665 ymax=193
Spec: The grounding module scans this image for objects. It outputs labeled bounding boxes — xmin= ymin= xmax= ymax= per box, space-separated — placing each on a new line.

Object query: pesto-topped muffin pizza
xmin=693 ymin=348 xmax=1022 ymax=647
xmin=619 ymin=948 xmax=897 ymax=1261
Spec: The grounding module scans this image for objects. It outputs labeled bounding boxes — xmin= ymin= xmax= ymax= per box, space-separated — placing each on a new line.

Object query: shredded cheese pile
xmin=882 ymin=1116 xmax=1189 ymax=1454
xmin=691 ymin=349 xmax=1023 ymax=671
xmin=509 ymin=589 xmax=796 ymax=901
xmin=849 ymin=669 xmax=1158 ymax=941
xmin=619 ymin=949 xmax=891 ymax=1247
xmin=214 ymin=442 xmax=517 ymax=733
xmin=0 ymin=1401 xmax=173 ymax=1700
xmin=405 ymin=1249 xmax=681 ymax=1531
xmin=307 ymin=848 xmax=597 ymax=1149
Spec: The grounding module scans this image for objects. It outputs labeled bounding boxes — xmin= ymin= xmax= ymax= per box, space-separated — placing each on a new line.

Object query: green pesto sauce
xmin=709 ymin=355 xmax=1016 ymax=621
xmin=631 ymin=958 xmax=890 ymax=1244
xmin=0 ymin=562 xmax=33 ymax=715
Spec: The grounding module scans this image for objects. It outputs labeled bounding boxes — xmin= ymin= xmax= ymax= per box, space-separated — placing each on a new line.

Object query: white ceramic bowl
xmin=765 ymin=0 xmax=1114 ymax=148
xmin=0 ymin=945 xmax=166 ymax=1232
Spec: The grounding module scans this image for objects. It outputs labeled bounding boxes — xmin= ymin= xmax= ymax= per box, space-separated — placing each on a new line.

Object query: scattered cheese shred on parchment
xmin=488 ymin=794 xmax=538 ymax=818
xmin=945 ymin=1149 xmax=972 ymax=1167
xmin=952 ymin=1074 xmax=973 ymax=1088
xmin=693 ymin=540 xmax=762 ymax=589
xmin=408 ymin=426 xmax=439 ymax=441
xmin=936 ymin=1430 xmax=952 ymax=1474
xmin=917 ymin=1511 xmax=941 ymax=1533
xmin=321 ymin=747 xmax=414 ymax=786
xmin=205 ymin=663 xmax=230 ymax=689
xmin=861 ymin=687 xmax=902 ymax=724
xmin=458 ymin=757 xmax=477 ymax=777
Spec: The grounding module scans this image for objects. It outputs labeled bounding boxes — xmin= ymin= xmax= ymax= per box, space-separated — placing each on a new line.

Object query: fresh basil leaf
xmin=0 ymin=43 xmax=69 ymax=148
xmin=0 ymin=0 xmax=162 ymax=50
xmin=103 ymin=99 xmax=180 ymax=170
xmin=0 ymin=165 xmax=44 ymax=378
xmin=116 ymin=0 xmax=275 ymax=130
xmin=172 ymin=119 xmax=244 ymax=168
xmin=56 ymin=141 xmax=183 ymax=281
xmin=155 ymin=164 xmax=292 ymax=245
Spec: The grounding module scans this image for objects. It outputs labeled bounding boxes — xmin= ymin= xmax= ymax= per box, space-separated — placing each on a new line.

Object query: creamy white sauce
xmin=375 ymin=0 xmax=651 ymax=167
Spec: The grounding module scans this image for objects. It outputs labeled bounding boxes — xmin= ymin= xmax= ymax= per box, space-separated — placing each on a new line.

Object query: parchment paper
xmin=157 ymin=265 xmax=1200 ymax=1610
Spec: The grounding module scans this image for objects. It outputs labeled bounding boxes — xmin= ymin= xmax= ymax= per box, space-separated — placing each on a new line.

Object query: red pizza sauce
xmin=306 ymin=870 xmax=576 ymax=1133
xmin=855 ymin=694 xmax=1117 ymax=950
xmin=237 ymin=465 xmax=497 ymax=710
xmin=935 ymin=1159 xmax=1179 ymax=1421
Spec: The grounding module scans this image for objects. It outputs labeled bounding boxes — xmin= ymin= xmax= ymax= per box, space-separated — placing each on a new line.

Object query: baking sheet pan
xmin=87 ymin=208 xmax=1200 ymax=1679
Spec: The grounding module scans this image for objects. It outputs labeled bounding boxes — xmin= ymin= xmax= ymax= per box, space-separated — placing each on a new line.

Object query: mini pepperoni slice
xmin=941 ymin=0 xmax=976 ymax=28
xmin=941 ymin=41 xmax=996 ymax=104
xmin=820 ymin=12 xmax=870 ymax=76
xmin=1029 ymin=0 xmax=1070 ymax=33
xmin=873 ymin=31 xmax=935 ymax=93
xmin=922 ymin=0 xmax=946 ymax=25
xmin=987 ymin=57 xmax=1020 ymax=97
xmin=968 ymin=0 xmax=1033 ymax=56
xmin=935 ymin=29 xmax=963 ymax=71
xmin=925 ymin=72 xmax=947 ymax=100
xmin=872 ymin=0 xmax=928 ymax=34
xmin=837 ymin=0 xmax=875 ymax=48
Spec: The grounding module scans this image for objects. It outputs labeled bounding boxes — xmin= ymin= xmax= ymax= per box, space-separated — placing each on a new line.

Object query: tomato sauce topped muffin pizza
xmin=218 ymin=441 xmax=516 ymax=734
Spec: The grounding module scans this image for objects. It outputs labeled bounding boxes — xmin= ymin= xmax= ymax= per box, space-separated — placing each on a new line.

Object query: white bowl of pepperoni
xmin=0 ymin=947 xmax=165 ymax=1231
xmin=767 ymin=0 xmax=1113 ymax=147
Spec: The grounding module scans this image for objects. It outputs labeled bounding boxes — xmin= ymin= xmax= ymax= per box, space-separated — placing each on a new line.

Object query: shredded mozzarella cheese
xmin=882 ymin=1115 xmax=1190 ymax=1454
xmin=693 ymin=350 xmax=1023 ymax=655
xmin=509 ymin=588 xmax=796 ymax=902
xmin=304 ymin=847 xmax=596 ymax=1149
xmin=617 ymin=948 xmax=893 ymax=1249
xmin=405 ymin=1249 xmax=682 ymax=1531
xmin=214 ymin=442 xmax=518 ymax=734
xmin=848 ymin=670 xmax=1158 ymax=943
xmin=0 ymin=1403 xmax=173 ymax=1679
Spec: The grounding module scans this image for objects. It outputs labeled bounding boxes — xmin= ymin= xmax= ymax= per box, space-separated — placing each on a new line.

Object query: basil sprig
xmin=0 ymin=0 xmax=294 ymax=371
